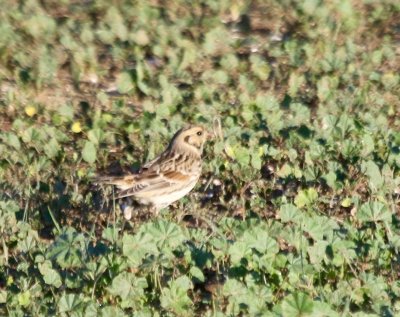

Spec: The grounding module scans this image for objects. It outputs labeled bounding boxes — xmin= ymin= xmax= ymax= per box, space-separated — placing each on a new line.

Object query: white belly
xmin=139 ymin=179 xmax=198 ymax=209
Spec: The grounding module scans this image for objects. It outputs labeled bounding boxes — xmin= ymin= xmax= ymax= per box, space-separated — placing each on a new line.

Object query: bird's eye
xmin=197 ymin=131 xmax=202 ymax=136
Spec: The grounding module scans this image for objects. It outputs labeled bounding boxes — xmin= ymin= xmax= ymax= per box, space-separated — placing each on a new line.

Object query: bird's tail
xmin=92 ymin=175 xmax=136 ymax=190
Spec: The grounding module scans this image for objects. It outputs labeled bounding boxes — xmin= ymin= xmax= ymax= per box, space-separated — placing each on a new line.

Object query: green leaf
xmin=107 ymin=272 xmax=147 ymax=308
xmin=250 ymin=55 xmax=270 ymax=80
xmin=307 ymin=240 xmax=328 ymax=268
xmin=18 ymin=291 xmax=31 ymax=307
xmin=0 ymin=200 xmax=18 ymax=232
xmin=0 ymin=290 xmax=6 ymax=304
xmin=310 ymin=301 xmax=339 ymax=317
xmin=100 ymin=306 xmax=127 ymax=317
xmin=82 ymin=141 xmax=97 ymax=164
xmin=17 ymin=230 xmax=37 ymax=253
xmin=4 ymin=133 xmax=21 ymax=150
xmin=222 ymin=279 xmax=248 ymax=315
xmin=96 ymin=29 xmax=114 ymax=44
xmin=160 ymin=276 xmax=193 ymax=315
xmin=141 ymin=220 xmax=186 ymax=255
xmin=38 ymin=260 xmax=62 ymax=288
xmin=223 ymin=279 xmax=245 ymax=296
xmin=222 ymin=278 xmax=272 ymax=315
xmin=361 ymin=134 xmax=375 ymax=157
xmin=155 ymin=104 xmax=170 ymax=118
xmin=25 ymin=15 xmax=56 ymax=39
xmin=44 ymin=138 xmax=60 ymax=159
xmin=228 ymin=241 xmax=249 ymax=265
xmin=281 ymin=292 xmax=314 ymax=317
xmin=58 ymin=104 xmax=74 ymax=120
xmin=88 ymin=128 xmax=105 ymax=145
xmin=361 ymin=160 xmax=384 ymax=191
xmin=303 ymin=216 xmax=329 ymax=241
xmin=189 ymin=266 xmax=205 ymax=282
xmin=381 ymin=72 xmax=399 ymax=89
xmin=234 ymin=146 xmax=251 ymax=167
xmin=279 ymin=204 xmax=303 ymax=223
xmin=214 ymin=70 xmax=229 ymax=84
xmin=317 ymin=76 xmax=331 ymax=102
xmin=243 ymin=228 xmax=279 ymax=255
xmin=58 ymin=293 xmax=83 ymax=313
xmin=294 ymin=188 xmax=318 ymax=208
xmin=251 ymin=153 xmax=262 ymax=170
xmin=136 ymin=62 xmax=150 ymax=95
xmin=47 ymin=227 xmax=86 ymax=268
xmin=356 ymin=201 xmax=391 ymax=223
xmin=117 ymin=71 xmax=134 ymax=94
xmin=241 ymin=108 xmax=254 ymax=122
xmin=106 ymin=7 xmax=128 ymax=41
xmin=101 ymin=227 xmax=118 ymax=244
xmin=277 ymin=163 xmax=292 ymax=178
xmin=290 ymin=103 xmax=310 ymax=125
xmin=84 ymin=302 xmax=99 ymax=317
xmin=288 ymin=73 xmax=305 ymax=97
xmin=330 ymin=238 xmax=357 ymax=266
xmin=122 ymin=232 xmax=158 ymax=267
xmin=203 ymin=27 xmax=232 ymax=56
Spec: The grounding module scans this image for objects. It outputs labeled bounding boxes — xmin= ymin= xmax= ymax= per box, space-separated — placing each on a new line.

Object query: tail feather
xmin=92 ymin=175 xmax=136 ymax=190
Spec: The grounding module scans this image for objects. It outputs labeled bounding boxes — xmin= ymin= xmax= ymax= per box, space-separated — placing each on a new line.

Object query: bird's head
xmin=170 ymin=125 xmax=210 ymax=156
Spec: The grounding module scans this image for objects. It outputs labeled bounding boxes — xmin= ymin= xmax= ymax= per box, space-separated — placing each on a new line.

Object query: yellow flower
xmin=71 ymin=122 xmax=82 ymax=133
xmin=341 ymin=198 xmax=352 ymax=208
xmin=7 ymin=275 xmax=14 ymax=286
xmin=25 ymin=106 xmax=37 ymax=117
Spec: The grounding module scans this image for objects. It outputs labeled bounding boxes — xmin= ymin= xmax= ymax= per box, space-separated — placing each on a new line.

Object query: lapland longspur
xmin=94 ymin=125 xmax=209 ymax=213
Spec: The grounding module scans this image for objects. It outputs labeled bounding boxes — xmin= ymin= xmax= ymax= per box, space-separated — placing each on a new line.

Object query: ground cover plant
xmin=0 ymin=0 xmax=400 ymax=316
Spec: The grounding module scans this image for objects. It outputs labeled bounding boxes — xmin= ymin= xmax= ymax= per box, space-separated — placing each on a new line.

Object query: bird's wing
xmin=94 ymin=150 xmax=198 ymax=200
xmin=116 ymin=169 xmax=193 ymax=199
xmin=143 ymin=150 xmax=186 ymax=170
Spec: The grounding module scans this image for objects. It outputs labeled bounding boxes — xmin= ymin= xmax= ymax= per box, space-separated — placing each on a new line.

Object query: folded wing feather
xmin=115 ymin=170 xmax=192 ymax=199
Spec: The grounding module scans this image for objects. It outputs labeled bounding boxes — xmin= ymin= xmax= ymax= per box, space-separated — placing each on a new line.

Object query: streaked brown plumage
xmin=94 ymin=125 xmax=209 ymax=213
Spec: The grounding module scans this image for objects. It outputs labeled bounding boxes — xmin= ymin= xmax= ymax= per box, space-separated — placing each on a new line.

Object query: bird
xmin=94 ymin=125 xmax=209 ymax=216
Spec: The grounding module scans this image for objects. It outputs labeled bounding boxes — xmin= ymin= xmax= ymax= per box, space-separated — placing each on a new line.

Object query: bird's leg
xmin=192 ymin=203 xmax=200 ymax=227
xmin=119 ymin=198 xmax=136 ymax=231
xmin=188 ymin=197 xmax=202 ymax=225
xmin=175 ymin=202 xmax=188 ymax=223
xmin=120 ymin=197 xmax=135 ymax=221
xmin=145 ymin=205 xmax=159 ymax=220
xmin=175 ymin=200 xmax=201 ymax=226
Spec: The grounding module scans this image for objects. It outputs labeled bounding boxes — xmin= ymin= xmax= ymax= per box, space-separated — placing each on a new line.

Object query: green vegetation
xmin=1 ymin=0 xmax=400 ymax=316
